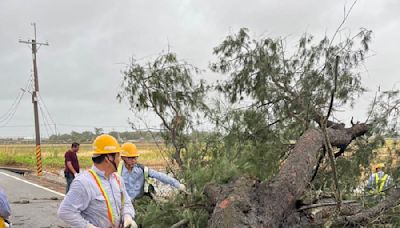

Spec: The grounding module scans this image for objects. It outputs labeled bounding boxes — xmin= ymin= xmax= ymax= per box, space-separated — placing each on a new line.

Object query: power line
xmin=0 ymin=95 xmax=24 ymax=127
xmin=37 ymin=96 xmax=57 ymax=135
xmin=38 ymin=101 xmax=56 ymax=137
xmin=0 ymin=74 xmax=32 ymax=124
xmin=0 ymin=91 xmax=23 ymax=121
xmin=38 ymin=94 xmax=58 ymax=134
xmin=0 ymin=77 xmax=33 ymax=128
xmin=0 ymin=92 xmax=24 ymax=123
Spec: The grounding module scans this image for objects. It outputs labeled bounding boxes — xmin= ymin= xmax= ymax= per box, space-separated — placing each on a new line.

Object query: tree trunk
xmin=206 ymin=124 xmax=369 ymax=227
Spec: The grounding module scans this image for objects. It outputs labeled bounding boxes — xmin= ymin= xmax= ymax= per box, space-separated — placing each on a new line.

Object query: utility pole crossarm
xmin=18 ymin=40 xmax=49 ymax=46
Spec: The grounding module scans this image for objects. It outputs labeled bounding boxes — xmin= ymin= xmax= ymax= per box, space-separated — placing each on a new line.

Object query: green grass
xmin=0 ymin=143 xmax=168 ymax=171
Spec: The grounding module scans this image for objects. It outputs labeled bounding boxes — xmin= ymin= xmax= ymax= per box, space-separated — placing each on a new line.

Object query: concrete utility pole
xmin=19 ymin=23 xmax=49 ymax=176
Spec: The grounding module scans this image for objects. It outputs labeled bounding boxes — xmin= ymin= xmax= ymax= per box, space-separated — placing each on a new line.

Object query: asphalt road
xmin=0 ymin=169 xmax=67 ymax=228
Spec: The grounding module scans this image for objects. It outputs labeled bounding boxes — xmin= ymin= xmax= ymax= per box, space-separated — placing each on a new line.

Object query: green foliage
xmin=118 ymin=52 xmax=208 ymax=121
xmin=49 ymin=131 xmax=96 ymax=143
xmin=121 ymin=28 xmax=400 ymax=226
xmin=135 ymin=193 xmax=209 ymax=228
xmin=205 ymin=28 xmax=376 ymax=188
xmin=136 ymin=133 xmax=241 ymax=227
xmin=209 ymin=27 xmax=398 ymax=195
xmin=367 ymin=89 xmax=400 ymax=136
xmin=211 ymin=28 xmax=371 ymax=131
xmin=210 ymin=108 xmax=287 ymax=180
xmin=118 ymin=52 xmax=209 ymax=165
xmin=312 ymin=136 xmax=385 ymax=193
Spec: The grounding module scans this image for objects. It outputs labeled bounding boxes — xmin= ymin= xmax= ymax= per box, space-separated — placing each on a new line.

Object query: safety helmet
xmin=121 ymin=142 xmax=139 ymax=157
xmin=375 ymin=163 xmax=385 ymax=170
xmin=91 ymin=134 xmax=123 ymax=156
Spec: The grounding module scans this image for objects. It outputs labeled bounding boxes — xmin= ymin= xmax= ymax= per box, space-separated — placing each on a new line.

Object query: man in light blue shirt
xmin=58 ymin=134 xmax=137 ymax=228
xmin=118 ymin=143 xmax=186 ymax=201
xmin=0 ymin=187 xmax=11 ymax=225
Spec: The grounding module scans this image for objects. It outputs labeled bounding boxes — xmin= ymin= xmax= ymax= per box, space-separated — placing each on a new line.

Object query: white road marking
xmin=0 ymin=171 xmax=65 ymax=197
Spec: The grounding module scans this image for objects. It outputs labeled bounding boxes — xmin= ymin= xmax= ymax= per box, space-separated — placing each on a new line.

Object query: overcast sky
xmin=0 ymin=0 xmax=399 ymax=137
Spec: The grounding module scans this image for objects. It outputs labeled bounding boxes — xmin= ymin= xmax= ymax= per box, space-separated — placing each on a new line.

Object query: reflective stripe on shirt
xmin=58 ymin=166 xmax=135 ymax=227
xmin=88 ymin=169 xmax=118 ymax=226
xmin=375 ymin=173 xmax=388 ymax=192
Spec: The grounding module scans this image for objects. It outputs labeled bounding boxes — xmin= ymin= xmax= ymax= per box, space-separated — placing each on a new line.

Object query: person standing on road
xmin=0 ymin=187 xmax=11 ymax=227
xmin=117 ymin=142 xmax=187 ymax=203
xmin=58 ymin=134 xmax=137 ymax=228
xmin=64 ymin=142 xmax=80 ymax=193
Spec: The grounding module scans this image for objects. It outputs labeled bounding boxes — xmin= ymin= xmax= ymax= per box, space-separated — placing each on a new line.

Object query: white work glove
xmin=178 ymin=184 xmax=189 ymax=194
xmin=123 ymin=215 xmax=138 ymax=228
xmin=87 ymin=224 xmax=99 ymax=228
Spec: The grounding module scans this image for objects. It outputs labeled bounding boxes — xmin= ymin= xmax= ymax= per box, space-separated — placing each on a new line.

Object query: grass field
xmin=1 ymin=139 xmax=399 ymax=173
xmin=0 ymin=142 xmax=170 ymax=171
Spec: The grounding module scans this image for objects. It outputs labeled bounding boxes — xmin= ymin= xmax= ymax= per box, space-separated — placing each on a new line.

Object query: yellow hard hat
xmin=121 ymin=142 xmax=139 ymax=157
xmin=91 ymin=134 xmax=123 ymax=155
xmin=372 ymin=163 xmax=385 ymax=172
xmin=375 ymin=163 xmax=385 ymax=170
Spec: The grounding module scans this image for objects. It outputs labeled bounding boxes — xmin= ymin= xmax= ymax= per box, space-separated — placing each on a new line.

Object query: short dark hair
xmin=92 ymin=153 xmax=116 ymax=164
xmin=71 ymin=142 xmax=80 ymax=148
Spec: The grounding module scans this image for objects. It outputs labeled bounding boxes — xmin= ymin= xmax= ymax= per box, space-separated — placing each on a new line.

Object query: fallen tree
xmin=203 ymin=15 xmax=400 ymax=226
xmin=117 ymin=14 xmax=400 ymax=226
xmin=206 ymin=123 xmax=371 ymax=227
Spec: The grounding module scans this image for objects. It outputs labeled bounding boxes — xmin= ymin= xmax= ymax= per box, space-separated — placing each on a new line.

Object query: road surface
xmin=0 ymin=169 xmax=67 ymax=228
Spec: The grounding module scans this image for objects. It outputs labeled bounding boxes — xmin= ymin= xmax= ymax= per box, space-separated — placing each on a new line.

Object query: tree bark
xmin=206 ymin=124 xmax=369 ymax=227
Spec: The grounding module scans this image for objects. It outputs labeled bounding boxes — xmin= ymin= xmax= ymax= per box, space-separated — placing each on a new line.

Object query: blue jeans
xmin=64 ymin=171 xmax=75 ymax=193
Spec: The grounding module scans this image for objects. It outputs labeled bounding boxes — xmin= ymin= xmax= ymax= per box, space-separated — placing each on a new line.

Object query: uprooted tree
xmin=118 ymin=26 xmax=400 ymax=226
xmin=206 ymin=27 xmax=400 ymax=227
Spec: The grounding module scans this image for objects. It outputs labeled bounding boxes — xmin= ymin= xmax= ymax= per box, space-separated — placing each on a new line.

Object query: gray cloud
xmin=0 ymin=0 xmax=399 ymax=137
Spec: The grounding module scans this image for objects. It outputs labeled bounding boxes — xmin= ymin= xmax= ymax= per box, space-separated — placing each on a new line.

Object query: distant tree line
xmin=0 ymin=128 xmax=165 ymax=144
xmin=47 ymin=128 xmax=164 ymax=143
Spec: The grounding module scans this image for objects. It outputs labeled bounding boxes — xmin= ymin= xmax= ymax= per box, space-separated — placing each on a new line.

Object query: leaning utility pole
xmin=19 ymin=23 xmax=49 ymax=176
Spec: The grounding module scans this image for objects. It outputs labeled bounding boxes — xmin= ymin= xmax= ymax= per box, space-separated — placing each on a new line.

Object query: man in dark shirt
xmin=64 ymin=142 xmax=80 ymax=193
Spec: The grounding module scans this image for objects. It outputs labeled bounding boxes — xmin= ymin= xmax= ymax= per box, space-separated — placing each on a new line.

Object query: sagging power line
xmin=0 ymin=75 xmax=33 ymax=127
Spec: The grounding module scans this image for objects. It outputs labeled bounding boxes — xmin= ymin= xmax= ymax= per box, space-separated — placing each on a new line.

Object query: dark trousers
xmin=64 ymin=171 xmax=75 ymax=193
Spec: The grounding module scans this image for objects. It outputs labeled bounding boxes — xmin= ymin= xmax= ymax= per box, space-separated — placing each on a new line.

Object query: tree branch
xmin=311 ymin=148 xmax=326 ymax=182
xmin=326 ymin=56 xmax=339 ymax=120
xmin=297 ymin=200 xmax=358 ymax=211
xmin=334 ymin=187 xmax=400 ymax=226
xmin=171 ymin=219 xmax=189 ymax=228
xmin=330 ymin=0 xmax=359 ymax=47
xmin=320 ymin=56 xmax=341 ymax=212
xmin=365 ymin=87 xmax=379 ymax=123
xmin=321 ymin=125 xmax=341 ymax=211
